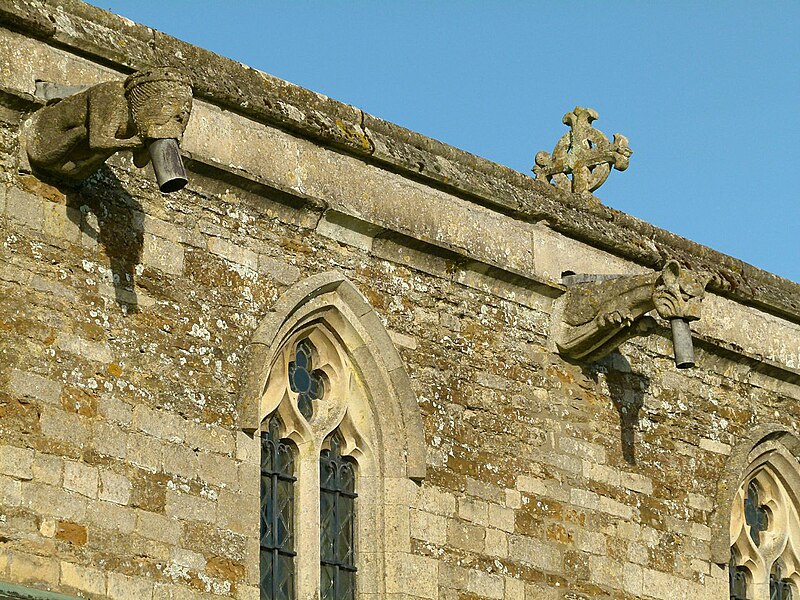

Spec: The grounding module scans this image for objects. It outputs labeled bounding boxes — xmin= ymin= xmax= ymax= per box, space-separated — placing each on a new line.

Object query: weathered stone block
xmin=98 ymin=394 xmax=134 ymax=426
xmin=468 ymin=570 xmax=504 ymax=600
xmin=165 ymin=490 xmax=216 ymax=523
xmin=63 ymin=460 xmax=99 ymax=499
xmin=619 ymin=470 xmax=653 ymax=494
xmin=43 ymin=202 xmax=81 ymax=246
xmin=417 ymin=484 xmax=456 ymax=516
xmin=6 ymin=187 xmax=44 ymax=230
xmin=507 ymin=535 xmax=561 ymax=572
xmin=127 ymin=432 xmax=163 ymax=472
xmin=136 ymin=509 xmax=182 ymax=545
xmin=55 ymin=333 xmax=114 ymax=363
xmin=108 ymin=572 xmax=155 ymax=599
xmin=488 ymin=503 xmax=515 ymax=533
xmin=9 ymin=369 xmax=62 ymax=405
xmin=185 ymin=422 xmax=235 ymax=456
xmin=31 ymin=453 xmax=63 ymax=486
xmin=197 ymin=451 xmax=238 ymax=489
xmin=0 ymin=445 xmax=34 ymax=480
xmin=60 ymin=561 xmax=106 ymax=595
xmin=558 ymin=436 xmax=607 ymax=464
xmin=91 ymin=421 xmax=129 ymax=458
xmin=208 ymin=236 xmax=258 ymax=271
xmin=54 ymin=521 xmax=87 ymax=545
xmin=87 ymin=500 xmax=135 ymax=536
xmin=9 ymin=551 xmax=59 ymax=586
xmin=162 ymin=443 xmax=199 ymax=478
xmin=447 ymin=519 xmax=485 ymax=553
xmin=99 ymin=469 xmax=132 ymax=505
xmin=39 ymin=408 xmax=90 ymax=449
xmin=410 ymin=509 xmax=447 ymax=546
xmin=0 ymin=475 xmax=22 ymax=507
xmin=134 ymin=404 xmax=185 ymax=443
xmin=458 ymin=496 xmax=488 ymax=525
xmin=485 ymin=528 xmax=508 ymax=558
xmin=257 ymin=254 xmax=300 ymax=286
xmin=143 ymin=232 xmax=184 ymax=275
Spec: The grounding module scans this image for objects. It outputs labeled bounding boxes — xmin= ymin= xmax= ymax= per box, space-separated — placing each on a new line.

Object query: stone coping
xmin=0 ymin=0 xmax=798 ymax=323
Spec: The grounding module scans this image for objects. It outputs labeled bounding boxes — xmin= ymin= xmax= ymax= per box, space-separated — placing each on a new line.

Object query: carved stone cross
xmin=533 ymin=107 xmax=632 ymax=194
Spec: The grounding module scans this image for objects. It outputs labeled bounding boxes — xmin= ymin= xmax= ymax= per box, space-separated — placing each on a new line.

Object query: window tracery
xmin=260 ymin=330 xmax=373 ymax=600
xmin=730 ymin=452 xmax=800 ymax=600
xmin=244 ymin=271 xmax=427 ymax=600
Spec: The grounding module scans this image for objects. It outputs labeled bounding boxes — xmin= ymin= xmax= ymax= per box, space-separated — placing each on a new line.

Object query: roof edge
xmin=1 ymin=0 xmax=798 ymax=322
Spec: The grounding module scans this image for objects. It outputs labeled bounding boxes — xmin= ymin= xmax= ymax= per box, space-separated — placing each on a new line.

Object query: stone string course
xmin=0 ymin=2 xmax=798 ymax=600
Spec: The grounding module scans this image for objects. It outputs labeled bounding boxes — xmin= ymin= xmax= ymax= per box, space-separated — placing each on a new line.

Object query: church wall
xmin=0 ymin=3 xmax=799 ymax=600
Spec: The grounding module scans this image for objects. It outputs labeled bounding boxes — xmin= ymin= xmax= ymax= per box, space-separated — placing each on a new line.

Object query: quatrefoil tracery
xmin=746 ymin=481 xmax=771 ymax=547
xmin=288 ymin=339 xmax=325 ymax=419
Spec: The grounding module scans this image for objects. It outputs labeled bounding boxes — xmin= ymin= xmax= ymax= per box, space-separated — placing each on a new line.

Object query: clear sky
xmin=86 ymin=1 xmax=800 ymax=283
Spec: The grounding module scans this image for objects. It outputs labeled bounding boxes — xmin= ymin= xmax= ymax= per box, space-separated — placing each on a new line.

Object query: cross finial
xmin=533 ymin=106 xmax=632 ymax=194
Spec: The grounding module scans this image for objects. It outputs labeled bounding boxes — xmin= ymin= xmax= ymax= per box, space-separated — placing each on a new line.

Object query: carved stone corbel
xmin=24 ymin=67 xmax=193 ymax=193
xmin=553 ymin=260 xmax=710 ymax=368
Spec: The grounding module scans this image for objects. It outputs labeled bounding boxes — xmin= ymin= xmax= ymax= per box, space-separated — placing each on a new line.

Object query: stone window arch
xmin=719 ymin=430 xmax=800 ymax=599
xmin=238 ymin=271 xmax=426 ymax=600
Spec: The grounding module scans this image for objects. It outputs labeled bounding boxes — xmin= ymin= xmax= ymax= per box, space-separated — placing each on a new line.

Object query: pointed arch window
xmin=729 ymin=449 xmax=800 ymax=600
xmin=259 ymin=332 xmax=368 ymax=600
xmin=244 ymin=273 xmax=427 ymax=600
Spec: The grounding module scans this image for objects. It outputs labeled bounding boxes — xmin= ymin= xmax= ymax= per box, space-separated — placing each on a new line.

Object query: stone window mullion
xmin=295 ymin=443 xmax=322 ymax=600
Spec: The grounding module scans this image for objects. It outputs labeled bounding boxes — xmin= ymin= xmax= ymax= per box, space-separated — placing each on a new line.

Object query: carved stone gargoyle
xmin=553 ymin=261 xmax=711 ymax=368
xmin=24 ymin=67 xmax=193 ymax=193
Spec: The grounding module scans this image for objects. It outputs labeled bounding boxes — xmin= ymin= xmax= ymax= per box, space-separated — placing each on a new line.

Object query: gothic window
xmin=259 ymin=330 xmax=370 ymax=600
xmin=260 ymin=415 xmax=296 ymax=600
xmin=730 ymin=459 xmax=800 ymax=600
xmin=245 ymin=273 xmax=427 ymax=600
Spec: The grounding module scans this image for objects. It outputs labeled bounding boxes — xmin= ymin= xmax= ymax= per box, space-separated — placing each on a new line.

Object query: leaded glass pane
xmin=337 ymin=495 xmax=354 ymax=565
xmin=260 ymin=550 xmax=273 ymax=595
xmin=260 ymin=475 xmax=273 ymax=546
xmin=320 ymin=489 xmax=337 ymax=561
xmin=277 ymin=478 xmax=294 ymax=548
xmin=321 ymin=564 xmax=336 ymax=600
xmin=339 ymin=569 xmax=356 ymax=600
xmin=320 ymin=432 xmax=357 ymax=600
xmin=276 ymin=554 xmax=294 ymax=600
xmin=261 ymin=415 xmax=296 ymax=600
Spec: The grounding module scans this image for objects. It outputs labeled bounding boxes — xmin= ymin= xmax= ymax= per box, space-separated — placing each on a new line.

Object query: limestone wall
xmin=0 ymin=2 xmax=799 ymax=600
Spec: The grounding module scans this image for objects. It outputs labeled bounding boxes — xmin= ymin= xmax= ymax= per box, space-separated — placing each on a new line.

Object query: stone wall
xmin=0 ymin=2 xmax=799 ymax=600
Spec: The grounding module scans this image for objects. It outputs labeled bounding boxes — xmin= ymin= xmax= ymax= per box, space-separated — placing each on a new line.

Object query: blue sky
xmin=87 ymin=1 xmax=800 ymax=283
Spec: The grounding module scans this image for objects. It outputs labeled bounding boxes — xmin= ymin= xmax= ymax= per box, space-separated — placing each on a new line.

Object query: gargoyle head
xmin=653 ymin=260 xmax=710 ymax=322
xmin=124 ymin=67 xmax=193 ymax=143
